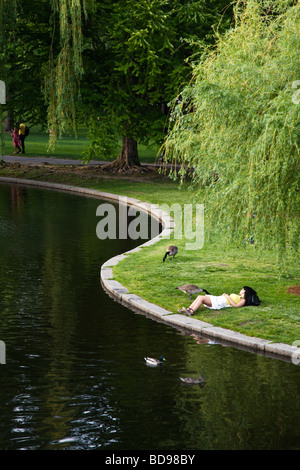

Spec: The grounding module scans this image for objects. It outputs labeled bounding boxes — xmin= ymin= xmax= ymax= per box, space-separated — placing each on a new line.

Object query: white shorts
xmin=204 ymin=295 xmax=231 ymax=310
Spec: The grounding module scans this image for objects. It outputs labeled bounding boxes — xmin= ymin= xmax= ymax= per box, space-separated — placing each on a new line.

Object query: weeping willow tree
xmin=0 ymin=0 xmax=95 ymax=151
xmin=163 ymin=0 xmax=300 ymax=273
xmin=45 ymin=0 xmax=95 ymax=149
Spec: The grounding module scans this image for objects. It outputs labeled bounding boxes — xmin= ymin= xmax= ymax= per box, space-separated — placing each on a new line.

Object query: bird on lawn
xmin=180 ymin=375 xmax=206 ymax=386
xmin=175 ymin=284 xmax=211 ymax=300
xmin=144 ymin=355 xmax=166 ymax=366
xmin=163 ymin=245 xmax=178 ymax=262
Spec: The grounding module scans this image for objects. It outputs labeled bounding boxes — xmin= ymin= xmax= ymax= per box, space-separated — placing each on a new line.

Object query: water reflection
xmin=0 ymin=183 xmax=299 ymax=450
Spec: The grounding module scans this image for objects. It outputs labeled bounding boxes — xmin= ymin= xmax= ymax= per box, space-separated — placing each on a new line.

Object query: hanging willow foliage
xmin=163 ymin=0 xmax=300 ymax=274
xmin=45 ymin=0 xmax=95 ymax=149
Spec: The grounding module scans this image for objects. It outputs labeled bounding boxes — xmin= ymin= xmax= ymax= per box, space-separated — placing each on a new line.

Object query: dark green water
xmin=0 ymin=182 xmax=300 ymax=451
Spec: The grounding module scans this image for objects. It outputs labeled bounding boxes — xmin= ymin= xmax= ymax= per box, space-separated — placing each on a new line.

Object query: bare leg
xmin=188 ymin=295 xmax=212 ymax=313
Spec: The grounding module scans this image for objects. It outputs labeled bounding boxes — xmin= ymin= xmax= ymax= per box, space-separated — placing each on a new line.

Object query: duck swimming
xmin=144 ymin=355 xmax=166 ymax=366
xmin=180 ymin=375 xmax=205 ymax=385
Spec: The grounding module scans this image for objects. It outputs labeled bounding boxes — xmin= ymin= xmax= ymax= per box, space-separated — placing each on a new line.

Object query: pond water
xmin=0 ymin=182 xmax=300 ymax=451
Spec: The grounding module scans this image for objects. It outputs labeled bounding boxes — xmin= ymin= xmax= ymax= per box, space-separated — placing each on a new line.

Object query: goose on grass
xmin=163 ymin=245 xmax=178 ymax=262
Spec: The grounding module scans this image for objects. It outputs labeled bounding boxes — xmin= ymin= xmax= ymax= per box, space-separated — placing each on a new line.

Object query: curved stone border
xmin=0 ymin=176 xmax=299 ymax=364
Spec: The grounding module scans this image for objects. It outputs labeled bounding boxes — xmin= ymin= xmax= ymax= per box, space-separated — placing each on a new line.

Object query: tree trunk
xmin=4 ymin=91 xmax=14 ymax=132
xmin=4 ymin=110 xmax=14 ymax=133
xmin=102 ymin=136 xmax=146 ymax=173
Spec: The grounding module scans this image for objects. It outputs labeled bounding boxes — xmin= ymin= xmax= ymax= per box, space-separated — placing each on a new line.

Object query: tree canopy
xmin=0 ymin=0 xmax=299 ymax=271
xmin=80 ymin=0 xmax=233 ymax=170
xmin=0 ymin=0 xmax=94 ymax=138
xmin=0 ymin=0 xmax=233 ymax=166
xmin=0 ymin=0 xmax=51 ymax=131
xmin=163 ymin=0 xmax=300 ymax=273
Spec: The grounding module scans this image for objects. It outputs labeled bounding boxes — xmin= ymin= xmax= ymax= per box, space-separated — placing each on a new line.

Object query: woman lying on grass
xmin=178 ymin=286 xmax=260 ymax=316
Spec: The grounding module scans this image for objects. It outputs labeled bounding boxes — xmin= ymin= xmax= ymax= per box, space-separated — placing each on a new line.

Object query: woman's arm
xmin=222 ymin=294 xmax=246 ymax=307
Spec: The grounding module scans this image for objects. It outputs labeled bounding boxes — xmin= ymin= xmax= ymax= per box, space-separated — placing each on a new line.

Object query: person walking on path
xmin=11 ymin=127 xmax=21 ymax=154
xmin=19 ymin=123 xmax=27 ymax=154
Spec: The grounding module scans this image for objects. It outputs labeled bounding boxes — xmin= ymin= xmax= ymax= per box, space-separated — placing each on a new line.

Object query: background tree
xmin=163 ymin=0 xmax=300 ymax=274
xmin=1 ymin=0 xmax=232 ymax=165
xmin=1 ymin=0 xmax=51 ymax=132
xmin=0 ymin=0 xmax=17 ymax=156
xmin=0 ymin=0 xmax=95 ymax=147
xmin=81 ymin=0 xmax=233 ymax=172
xmin=45 ymin=0 xmax=96 ymax=149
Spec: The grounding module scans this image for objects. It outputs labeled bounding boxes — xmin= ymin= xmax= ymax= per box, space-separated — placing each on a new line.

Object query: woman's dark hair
xmin=243 ymin=286 xmax=261 ymax=306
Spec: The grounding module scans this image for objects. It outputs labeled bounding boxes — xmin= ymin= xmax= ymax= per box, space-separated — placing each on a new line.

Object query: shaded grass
xmin=3 ymin=126 xmax=158 ymax=163
xmin=0 ymin=163 xmax=299 ymax=345
xmin=3 ymin=126 xmax=90 ymax=160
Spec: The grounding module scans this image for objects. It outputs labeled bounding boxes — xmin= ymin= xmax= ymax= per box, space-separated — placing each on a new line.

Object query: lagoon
xmin=0 ymin=182 xmax=299 ymax=450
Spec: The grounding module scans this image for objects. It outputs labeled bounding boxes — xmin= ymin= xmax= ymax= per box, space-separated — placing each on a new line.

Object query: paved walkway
xmin=2 ymin=155 xmax=164 ymax=168
xmin=2 ymin=155 xmax=105 ymax=166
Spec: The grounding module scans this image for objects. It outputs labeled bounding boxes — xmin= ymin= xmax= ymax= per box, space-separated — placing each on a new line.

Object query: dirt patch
xmin=71 ymin=162 xmax=166 ymax=181
xmin=0 ymin=161 xmax=171 ymax=183
xmin=287 ymin=285 xmax=300 ymax=296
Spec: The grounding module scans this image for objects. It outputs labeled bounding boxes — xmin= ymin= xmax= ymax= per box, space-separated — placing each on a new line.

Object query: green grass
xmin=114 ymin=236 xmax=300 ymax=345
xmin=0 ymin=162 xmax=299 ymax=346
xmin=91 ymin=177 xmax=299 ymax=346
xmin=3 ymin=126 xmax=158 ymax=163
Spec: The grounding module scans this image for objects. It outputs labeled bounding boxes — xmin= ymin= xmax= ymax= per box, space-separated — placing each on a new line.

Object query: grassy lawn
xmin=114 ymin=236 xmax=300 ymax=345
xmin=2 ymin=126 xmax=158 ymax=163
xmin=0 ymin=160 xmax=299 ymax=346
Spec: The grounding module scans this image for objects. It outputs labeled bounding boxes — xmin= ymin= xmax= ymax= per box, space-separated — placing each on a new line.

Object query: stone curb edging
xmin=0 ymin=176 xmax=298 ymax=364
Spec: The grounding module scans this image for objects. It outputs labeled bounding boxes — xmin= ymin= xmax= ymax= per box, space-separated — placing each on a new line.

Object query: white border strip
xmin=0 ymin=176 xmax=298 ymax=363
